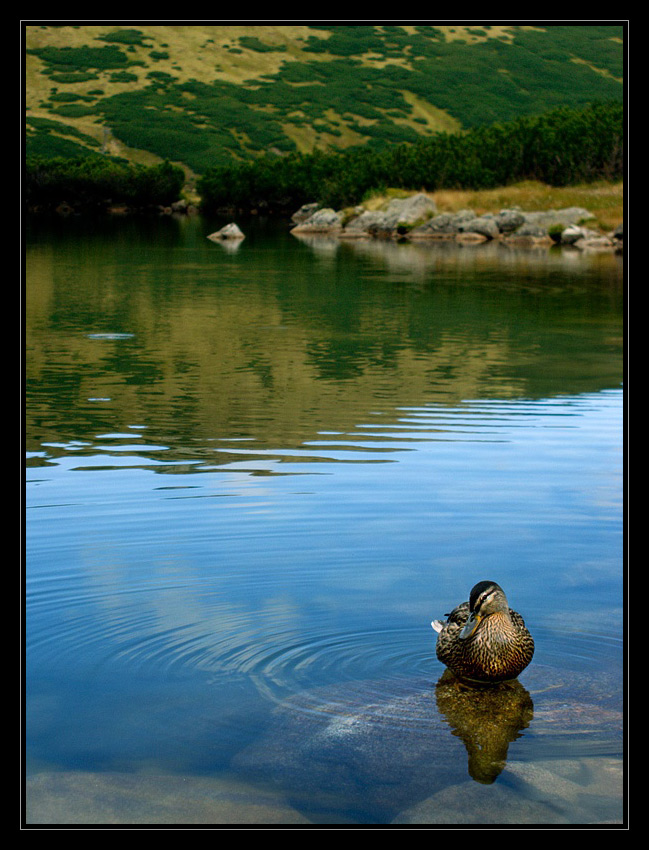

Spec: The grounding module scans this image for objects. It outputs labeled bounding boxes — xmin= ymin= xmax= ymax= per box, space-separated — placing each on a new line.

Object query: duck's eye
xmin=478 ymin=590 xmax=495 ymax=609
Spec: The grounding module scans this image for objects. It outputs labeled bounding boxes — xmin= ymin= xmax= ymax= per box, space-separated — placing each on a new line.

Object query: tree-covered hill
xmin=25 ymin=24 xmax=624 ymax=176
xmin=197 ymin=101 xmax=623 ymax=213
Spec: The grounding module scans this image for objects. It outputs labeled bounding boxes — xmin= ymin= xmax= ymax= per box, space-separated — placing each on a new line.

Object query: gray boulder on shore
xmin=409 ymin=209 xmax=474 ymax=238
xmin=458 ymin=215 xmax=500 ymax=241
xmin=291 ymin=208 xmax=343 ymax=233
xmin=341 ymin=192 xmax=437 ymax=238
xmin=291 ymin=202 xmax=321 ymax=224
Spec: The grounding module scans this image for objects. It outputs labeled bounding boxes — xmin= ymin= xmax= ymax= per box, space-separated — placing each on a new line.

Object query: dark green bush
xmin=48 ymin=72 xmax=99 ymax=83
xmin=98 ymin=29 xmax=152 ymax=47
xmin=28 ymin=44 xmax=134 ymax=70
xmin=238 ymin=36 xmax=286 ymax=53
xmin=25 ymin=157 xmax=185 ymax=210
xmin=110 ymin=71 xmax=139 ymax=83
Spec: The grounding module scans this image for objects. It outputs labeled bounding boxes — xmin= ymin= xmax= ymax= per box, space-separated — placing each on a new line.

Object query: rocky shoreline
xmin=45 ymin=189 xmax=622 ymax=253
xmin=289 ymin=192 xmax=623 ymax=251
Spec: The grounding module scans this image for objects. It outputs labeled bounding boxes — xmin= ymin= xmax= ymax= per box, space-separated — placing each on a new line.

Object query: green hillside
xmin=25 ymin=24 xmax=624 ymax=177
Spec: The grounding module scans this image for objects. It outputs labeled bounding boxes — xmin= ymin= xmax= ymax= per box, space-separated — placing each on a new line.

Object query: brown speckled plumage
xmin=432 ymin=581 xmax=534 ymax=684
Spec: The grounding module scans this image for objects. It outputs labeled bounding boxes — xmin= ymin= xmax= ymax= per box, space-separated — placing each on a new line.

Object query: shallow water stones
xmin=233 ymin=679 xmax=465 ymax=820
xmin=232 ymin=675 xmax=539 ymax=821
xmin=25 ymin=771 xmax=311 ymax=825
xmin=233 ymin=663 xmax=622 ymax=823
xmin=392 ymin=757 xmax=623 ymax=824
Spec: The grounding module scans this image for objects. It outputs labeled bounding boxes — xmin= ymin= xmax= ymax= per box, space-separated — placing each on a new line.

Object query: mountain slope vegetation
xmin=25 ymin=24 xmax=624 ymax=176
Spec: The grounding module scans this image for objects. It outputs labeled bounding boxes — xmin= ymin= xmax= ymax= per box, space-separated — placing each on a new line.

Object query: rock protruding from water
xmin=207 ymin=222 xmax=245 ymax=241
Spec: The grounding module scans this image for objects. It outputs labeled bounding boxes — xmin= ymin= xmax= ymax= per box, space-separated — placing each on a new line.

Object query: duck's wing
xmin=509 ymin=608 xmax=527 ymax=629
xmin=446 ymin=600 xmax=470 ymax=626
xmin=431 ymin=600 xmax=470 ymax=632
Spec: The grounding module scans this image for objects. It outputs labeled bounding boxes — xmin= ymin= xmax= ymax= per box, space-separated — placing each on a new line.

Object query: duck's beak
xmin=459 ymin=612 xmax=481 ymax=639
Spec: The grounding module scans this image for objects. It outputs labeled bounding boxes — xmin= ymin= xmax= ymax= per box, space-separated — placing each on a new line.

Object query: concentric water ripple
xmin=26 ymin=555 xmax=622 ymax=721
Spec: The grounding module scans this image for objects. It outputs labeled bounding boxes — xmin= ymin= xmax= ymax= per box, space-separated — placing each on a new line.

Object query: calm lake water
xmin=25 ymin=213 xmax=624 ymax=826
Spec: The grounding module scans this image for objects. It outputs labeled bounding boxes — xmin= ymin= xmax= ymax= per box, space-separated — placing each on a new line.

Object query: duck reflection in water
xmin=432 ymin=581 xmax=535 ymax=782
xmin=434 ymin=670 xmax=534 ymax=783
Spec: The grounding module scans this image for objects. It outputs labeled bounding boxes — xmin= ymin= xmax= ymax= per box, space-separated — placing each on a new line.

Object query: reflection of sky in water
xmin=27 ymin=389 xmax=623 ymax=697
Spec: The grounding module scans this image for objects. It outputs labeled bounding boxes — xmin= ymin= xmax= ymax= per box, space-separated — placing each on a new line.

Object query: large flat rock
xmin=25 ymin=770 xmax=312 ymax=825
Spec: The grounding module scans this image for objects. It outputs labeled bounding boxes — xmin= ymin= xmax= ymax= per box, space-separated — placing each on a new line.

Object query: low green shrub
xmin=25 ymin=156 xmax=185 ymax=209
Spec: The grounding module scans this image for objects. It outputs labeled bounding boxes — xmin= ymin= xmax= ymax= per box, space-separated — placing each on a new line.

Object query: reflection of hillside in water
xmin=25 ymin=221 xmax=622 ymax=457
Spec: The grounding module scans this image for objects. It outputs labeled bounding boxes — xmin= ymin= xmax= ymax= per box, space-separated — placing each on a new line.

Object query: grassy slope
xmin=25 ymin=23 xmax=624 ymax=178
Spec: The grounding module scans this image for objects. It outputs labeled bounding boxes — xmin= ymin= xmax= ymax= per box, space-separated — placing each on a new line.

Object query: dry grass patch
xmin=433 ymin=180 xmax=623 ymax=230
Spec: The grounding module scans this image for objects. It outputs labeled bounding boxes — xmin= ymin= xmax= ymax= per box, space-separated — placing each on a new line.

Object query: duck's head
xmin=459 ymin=580 xmax=509 ymax=640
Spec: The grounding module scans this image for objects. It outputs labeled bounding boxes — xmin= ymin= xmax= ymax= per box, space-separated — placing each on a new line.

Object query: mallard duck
xmin=432 ymin=581 xmax=534 ymax=684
